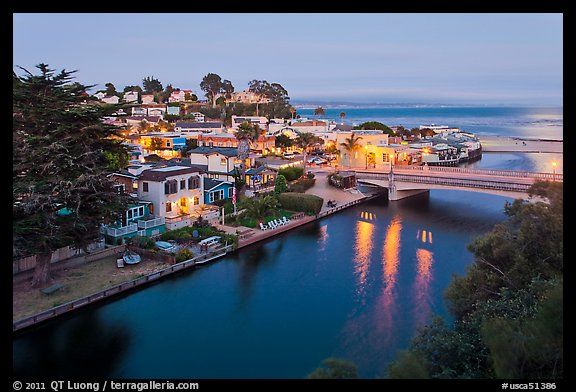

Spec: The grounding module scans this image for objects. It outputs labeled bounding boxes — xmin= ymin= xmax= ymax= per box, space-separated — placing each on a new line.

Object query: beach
xmin=479 ymin=135 xmax=563 ymax=153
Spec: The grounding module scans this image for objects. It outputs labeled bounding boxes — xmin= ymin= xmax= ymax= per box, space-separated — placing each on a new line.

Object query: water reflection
xmin=13 ymin=312 xmax=131 ymax=377
xmin=413 ymin=248 xmax=434 ymax=327
xmin=318 ymin=224 xmax=329 ymax=252
xmin=353 ymin=219 xmax=375 ymax=303
xmin=375 ymin=217 xmax=402 ymax=343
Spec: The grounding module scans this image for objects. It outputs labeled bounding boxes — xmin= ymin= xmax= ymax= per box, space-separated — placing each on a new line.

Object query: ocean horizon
xmin=295 ymin=106 xmax=563 ymax=140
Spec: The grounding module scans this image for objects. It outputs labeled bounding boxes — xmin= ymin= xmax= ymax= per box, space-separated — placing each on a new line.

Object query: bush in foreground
xmin=175 ymin=248 xmax=194 ymax=263
xmin=278 ymin=193 xmax=323 ymax=215
xmin=278 ymin=166 xmax=304 ymax=181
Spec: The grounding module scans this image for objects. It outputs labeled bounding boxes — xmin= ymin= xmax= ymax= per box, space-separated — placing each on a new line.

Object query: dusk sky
xmin=13 ymin=13 xmax=563 ymax=106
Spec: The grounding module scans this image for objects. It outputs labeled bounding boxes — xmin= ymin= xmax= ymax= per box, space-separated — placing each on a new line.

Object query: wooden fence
xmin=13 ymin=243 xmax=116 ymax=275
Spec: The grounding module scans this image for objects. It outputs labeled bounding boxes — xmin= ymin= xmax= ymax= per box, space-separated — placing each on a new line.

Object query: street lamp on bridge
xmin=552 ymin=161 xmax=557 ymax=181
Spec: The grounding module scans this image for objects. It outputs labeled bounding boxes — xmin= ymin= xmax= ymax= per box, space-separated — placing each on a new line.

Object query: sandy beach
xmin=479 ymin=135 xmax=563 ymax=153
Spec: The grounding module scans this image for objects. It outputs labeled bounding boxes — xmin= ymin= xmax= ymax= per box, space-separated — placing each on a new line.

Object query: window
xmin=193 ymin=196 xmax=199 ymax=205
xmin=113 ymin=184 xmax=125 ymax=194
xmin=139 ymin=206 xmax=144 ymax=216
xmin=220 ymin=158 xmax=227 ymax=165
xmin=164 ymin=180 xmax=178 ymax=194
xmin=143 ymin=182 xmax=149 ymax=192
xmin=181 ymin=198 xmax=187 ymax=207
xmin=127 ymin=209 xmax=133 ymax=219
xmin=188 ymin=176 xmax=199 ymax=189
xmin=228 ymin=187 xmax=233 ymax=198
xmin=166 ymin=141 xmax=171 ymax=147
xmin=210 ymin=189 xmax=224 ymax=202
xmin=149 ymin=204 xmax=154 ymax=215
xmin=166 ymin=203 xmax=172 ymax=212
xmin=180 ymin=180 xmax=186 ymax=190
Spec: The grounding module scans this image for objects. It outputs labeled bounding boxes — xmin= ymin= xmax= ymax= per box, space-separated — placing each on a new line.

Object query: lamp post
xmin=389 ymin=153 xmax=395 ymax=173
xmin=552 ymin=161 xmax=557 ymax=181
xmin=365 ymin=146 xmax=368 ymax=170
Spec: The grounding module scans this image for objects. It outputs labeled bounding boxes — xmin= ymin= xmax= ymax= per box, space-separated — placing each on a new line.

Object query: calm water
xmin=298 ymin=106 xmax=563 ymax=140
xmin=12 ymin=153 xmax=560 ymax=378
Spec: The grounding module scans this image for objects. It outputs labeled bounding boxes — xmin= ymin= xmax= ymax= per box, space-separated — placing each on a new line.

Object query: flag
xmin=232 ymin=185 xmax=237 ymax=205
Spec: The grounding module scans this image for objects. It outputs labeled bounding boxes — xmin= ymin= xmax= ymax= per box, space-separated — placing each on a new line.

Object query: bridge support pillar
xmin=388 ymin=188 xmax=429 ymax=201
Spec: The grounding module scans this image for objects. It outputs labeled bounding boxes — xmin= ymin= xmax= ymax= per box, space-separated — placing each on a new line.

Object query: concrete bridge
xmin=355 ymin=165 xmax=563 ymax=201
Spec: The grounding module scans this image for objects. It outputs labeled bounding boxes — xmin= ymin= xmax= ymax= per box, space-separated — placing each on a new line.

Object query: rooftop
xmin=139 ymin=166 xmax=202 ymax=181
xmin=189 ymin=146 xmax=238 ymax=157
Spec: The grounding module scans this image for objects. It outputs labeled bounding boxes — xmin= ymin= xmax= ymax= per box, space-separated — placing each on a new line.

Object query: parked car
xmin=198 ymin=236 xmax=221 ymax=248
xmin=307 ymin=157 xmax=318 ymax=164
xmin=313 ymin=157 xmax=328 ymax=165
xmin=283 ymin=152 xmax=295 ymax=159
xmin=155 ymin=240 xmax=177 ymax=252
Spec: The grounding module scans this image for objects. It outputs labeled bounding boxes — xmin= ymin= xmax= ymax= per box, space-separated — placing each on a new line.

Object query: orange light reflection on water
xmin=375 ymin=217 xmax=402 ymax=341
xmin=353 ymin=220 xmax=375 ymax=302
xmin=413 ymin=248 xmax=434 ymax=326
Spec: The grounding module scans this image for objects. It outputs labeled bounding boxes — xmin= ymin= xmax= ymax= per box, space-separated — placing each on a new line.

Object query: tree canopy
xmin=142 ymin=76 xmax=163 ymax=93
xmin=388 ymin=181 xmax=563 ymax=379
xmin=200 ymin=73 xmax=233 ymax=108
xmin=13 ymin=64 xmax=132 ymax=287
xmin=353 ymin=121 xmax=394 ymax=135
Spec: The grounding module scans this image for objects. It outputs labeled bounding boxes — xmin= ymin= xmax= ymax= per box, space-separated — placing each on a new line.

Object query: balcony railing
xmin=104 ymin=223 xmax=138 ymax=237
xmin=137 ymin=216 xmax=165 ymax=229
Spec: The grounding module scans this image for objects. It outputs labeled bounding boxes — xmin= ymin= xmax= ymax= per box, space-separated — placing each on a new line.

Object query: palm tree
xmin=295 ymin=131 xmax=318 ymax=173
xmin=339 ymin=111 xmax=346 ymax=124
xmin=243 ymin=195 xmax=280 ymax=222
xmin=314 ymin=106 xmax=326 ymax=118
xmin=339 ymin=133 xmax=363 ymax=168
xmin=290 ymin=107 xmax=296 ymax=120
xmin=235 ymin=122 xmax=261 ymax=191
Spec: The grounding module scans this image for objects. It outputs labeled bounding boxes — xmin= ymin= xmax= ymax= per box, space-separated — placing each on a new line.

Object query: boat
xmin=123 ymin=250 xmax=141 ymax=265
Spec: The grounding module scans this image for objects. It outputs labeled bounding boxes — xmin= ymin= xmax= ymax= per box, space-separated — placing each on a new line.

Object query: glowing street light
xmin=552 ymin=161 xmax=557 ymax=181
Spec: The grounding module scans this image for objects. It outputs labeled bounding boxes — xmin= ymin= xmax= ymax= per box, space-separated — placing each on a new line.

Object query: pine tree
xmin=13 ymin=64 xmax=132 ymax=287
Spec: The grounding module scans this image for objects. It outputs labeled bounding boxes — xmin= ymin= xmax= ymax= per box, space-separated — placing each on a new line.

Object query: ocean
xmin=296 ymin=106 xmax=563 ymax=140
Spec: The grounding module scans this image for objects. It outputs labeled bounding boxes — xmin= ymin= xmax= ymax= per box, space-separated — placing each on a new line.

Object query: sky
xmin=13 ymin=13 xmax=563 ymax=106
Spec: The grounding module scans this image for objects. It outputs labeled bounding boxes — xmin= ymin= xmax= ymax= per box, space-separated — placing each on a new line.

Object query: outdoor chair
xmin=259 ymin=222 xmax=268 ymax=231
xmin=282 ymin=216 xmax=290 ymax=224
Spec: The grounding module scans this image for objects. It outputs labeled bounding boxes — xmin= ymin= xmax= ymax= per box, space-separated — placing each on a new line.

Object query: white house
xmin=124 ymin=91 xmax=139 ymax=103
xmin=94 ymin=91 xmax=106 ymax=100
xmin=101 ymin=95 xmax=120 ymax=104
xmin=131 ymin=107 xmax=148 ymax=116
xmin=231 ymin=115 xmax=268 ymax=130
xmin=188 ymin=147 xmax=241 ymax=181
xmin=138 ymin=166 xmax=205 ymax=230
xmin=174 ymin=121 xmax=224 ymax=135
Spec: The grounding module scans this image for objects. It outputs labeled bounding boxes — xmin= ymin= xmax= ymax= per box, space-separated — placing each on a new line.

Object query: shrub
xmin=274 ymin=174 xmax=288 ymax=194
xmin=239 ymin=217 xmax=258 ymax=228
xmin=278 ymin=193 xmax=323 ymax=215
xmin=289 ymin=178 xmax=315 ymax=193
xmin=175 ymin=248 xmax=194 ymax=263
xmin=278 ymin=166 xmax=304 ymax=181
xmin=132 ymin=236 xmax=155 ymax=249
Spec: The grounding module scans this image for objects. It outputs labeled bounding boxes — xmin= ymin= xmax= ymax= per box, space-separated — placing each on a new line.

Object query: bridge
xmin=355 ymin=165 xmax=563 ymax=201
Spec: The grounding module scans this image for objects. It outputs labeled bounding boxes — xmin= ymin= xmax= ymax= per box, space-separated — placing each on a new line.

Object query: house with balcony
xmin=101 ymin=201 xmax=167 ymax=245
xmin=137 ymin=166 xmax=205 ymax=230
xmin=188 ymin=146 xmax=242 ymax=182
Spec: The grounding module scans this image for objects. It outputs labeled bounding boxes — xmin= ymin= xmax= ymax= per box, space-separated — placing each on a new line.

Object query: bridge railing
xmin=378 ymin=165 xmax=562 ymax=181
xmin=391 ymin=174 xmax=532 ymax=192
xmin=355 ymin=167 xmax=562 ymax=181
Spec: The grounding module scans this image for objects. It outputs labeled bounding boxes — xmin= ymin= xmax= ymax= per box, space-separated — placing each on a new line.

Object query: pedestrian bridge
xmin=355 ymin=165 xmax=562 ymax=201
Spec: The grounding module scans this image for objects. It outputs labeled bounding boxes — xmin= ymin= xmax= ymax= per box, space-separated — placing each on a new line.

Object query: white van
xmin=198 ymin=236 xmax=221 ymax=247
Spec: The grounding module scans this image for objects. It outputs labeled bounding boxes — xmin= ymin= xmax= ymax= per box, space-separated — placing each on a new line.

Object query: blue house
xmin=203 ymin=178 xmax=234 ymax=204
xmin=101 ymin=201 xmax=167 ymax=245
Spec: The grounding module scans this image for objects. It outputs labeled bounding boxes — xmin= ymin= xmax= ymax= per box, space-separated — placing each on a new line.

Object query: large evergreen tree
xmin=13 ymin=64 xmax=132 ymax=287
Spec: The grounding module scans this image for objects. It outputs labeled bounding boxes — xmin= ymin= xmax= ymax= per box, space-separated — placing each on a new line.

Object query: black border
xmin=8 ymin=3 xmax=573 ymax=390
